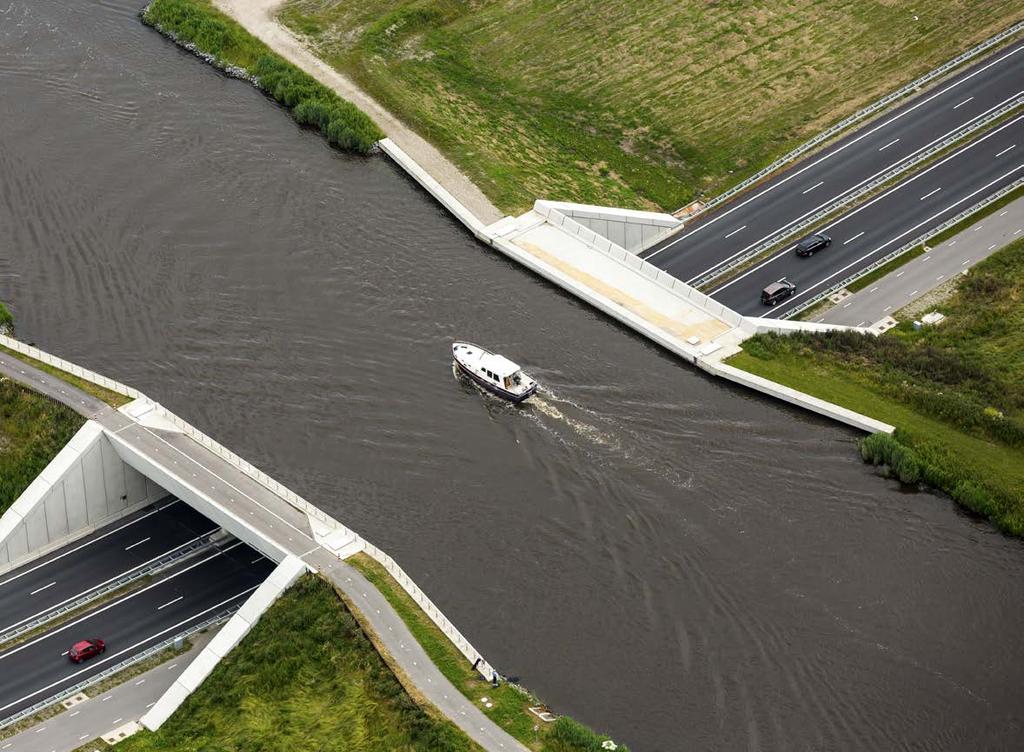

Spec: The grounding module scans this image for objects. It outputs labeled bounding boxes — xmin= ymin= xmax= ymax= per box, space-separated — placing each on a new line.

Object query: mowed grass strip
xmin=0 ymin=379 xmax=85 ymax=515
xmin=118 ymin=573 xmax=480 ymax=752
xmin=728 ymin=238 xmax=1024 ymax=534
xmin=278 ymin=1 xmax=1020 ymax=214
xmin=349 ymin=553 xmax=629 ymax=751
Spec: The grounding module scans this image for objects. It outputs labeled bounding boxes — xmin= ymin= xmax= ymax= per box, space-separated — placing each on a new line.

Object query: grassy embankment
xmin=278 ymin=1 xmax=1019 ymax=214
xmin=117 ymin=574 xmax=479 ymax=752
xmin=350 ymin=553 xmax=627 ymax=752
xmin=143 ymin=0 xmax=382 ymax=153
xmin=0 ymin=379 xmax=84 ymax=515
xmin=729 ymin=239 xmax=1024 ymax=535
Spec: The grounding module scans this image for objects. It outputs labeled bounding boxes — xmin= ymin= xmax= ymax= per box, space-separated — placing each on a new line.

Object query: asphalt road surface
xmin=709 ymin=113 xmax=1023 ymax=317
xmin=0 ymin=500 xmax=219 ymax=637
xmin=0 ymin=542 xmax=272 ymax=722
xmin=643 ymin=39 xmax=1024 ymax=282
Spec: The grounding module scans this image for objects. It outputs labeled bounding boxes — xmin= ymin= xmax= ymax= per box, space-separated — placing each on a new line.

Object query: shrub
xmin=0 ymin=302 xmax=12 ymax=332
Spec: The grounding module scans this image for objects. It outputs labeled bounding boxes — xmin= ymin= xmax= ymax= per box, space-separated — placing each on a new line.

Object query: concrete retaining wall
xmin=535 ymin=200 xmax=680 ymax=253
xmin=0 ymin=421 xmax=167 ymax=572
xmin=141 ymin=555 xmax=309 ymax=731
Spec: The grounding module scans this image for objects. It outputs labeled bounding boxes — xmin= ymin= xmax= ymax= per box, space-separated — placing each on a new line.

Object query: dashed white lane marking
xmin=883 ymin=306 xmax=892 ymax=312
xmin=919 ymin=187 xmax=942 ymax=201
xmin=113 ymin=718 xmax=123 ymax=725
xmin=30 ymin=582 xmax=56 ymax=595
xmin=1015 ymin=228 xmax=1022 ymax=235
xmin=147 ymin=701 xmax=156 ymax=708
xmin=69 ymin=710 xmax=80 ymax=717
xmin=869 ymin=286 xmax=878 ymax=293
xmin=79 ymin=734 xmax=90 ymax=741
xmin=896 ymin=271 xmax=905 ymax=277
xmin=937 ymin=275 xmax=945 ymax=281
xmin=909 ymin=290 xmax=919 ymax=296
xmin=988 ymin=243 xmax=998 ymax=250
xmin=844 ymin=231 xmax=865 ymax=245
xmin=136 ymin=679 xmax=146 ymax=686
xmin=878 ymin=138 xmax=900 ymax=151
xmin=802 ymin=181 xmax=824 ymax=194
xmin=962 ymin=258 xmax=971 ymax=265
xmin=724 ymin=225 xmax=747 ymax=238
xmin=167 ymin=663 xmax=178 ymax=670
xmin=101 ymin=696 xmax=112 ymax=702
xmin=1000 ymin=210 xmax=1009 ymax=216
xmin=35 ymin=727 xmax=46 ymax=733
xmin=995 ymin=144 xmax=1016 ymax=158
xmin=61 ymin=651 xmax=69 ymax=657
xmin=843 ymin=302 xmax=852 ymax=308
xmin=858 ymin=320 xmax=867 ymax=327
xmin=157 ymin=596 xmax=183 ymax=611
xmin=124 ymin=537 xmax=151 ymax=551
xmin=974 ymin=225 xmax=984 ymax=231
xmin=948 ymin=239 xmax=957 ymax=246
xmin=953 ymin=96 xmax=974 ymax=109
xmin=922 ymin=254 xmax=932 ymax=261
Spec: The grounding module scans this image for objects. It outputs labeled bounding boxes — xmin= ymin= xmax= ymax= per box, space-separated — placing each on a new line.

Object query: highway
xmin=642 ymin=39 xmax=1024 ymax=282
xmin=0 ymin=500 xmax=219 ymax=636
xmin=0 ymin=542 xmax=273 ymax=722
xmin=708 ymin=114 xmax=1023 ymax=317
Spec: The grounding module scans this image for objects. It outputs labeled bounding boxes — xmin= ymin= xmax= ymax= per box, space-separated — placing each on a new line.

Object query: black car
xmin=761 ymin=278 xmax=796 ymax=306
xmin=794 ymin=232 xmax=832 ymax=257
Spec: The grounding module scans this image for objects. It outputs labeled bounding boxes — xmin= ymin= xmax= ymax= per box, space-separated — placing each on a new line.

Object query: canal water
xmin=2 ymin=1 xmax=1023 ymax=749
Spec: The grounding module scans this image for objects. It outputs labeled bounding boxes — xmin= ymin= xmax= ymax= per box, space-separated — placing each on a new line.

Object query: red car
xmin=68 ymin=639 xmax=105 ymax=664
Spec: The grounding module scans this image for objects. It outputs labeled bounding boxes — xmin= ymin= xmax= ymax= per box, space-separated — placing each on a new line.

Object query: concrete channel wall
xmin=141 ymin=554 xmax=309 ymax=731
xmin=535 ymin=200 xmax=680 ymax=253
xmin=0 ymin=421 xmax=167 ymax=572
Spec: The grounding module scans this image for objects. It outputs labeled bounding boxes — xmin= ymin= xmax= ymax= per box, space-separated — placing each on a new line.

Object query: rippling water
xmin=2 ymin=2 xmax=1023 ymax=749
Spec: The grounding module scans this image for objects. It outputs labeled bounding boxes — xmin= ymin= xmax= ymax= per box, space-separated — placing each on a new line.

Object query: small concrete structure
xmin=0 ymin=421 xmax=167 ymax=572
xmin=534 ymin=200 xmax=680 ymax=253
xmin=141 ymin=555 xmax=309 ymax=731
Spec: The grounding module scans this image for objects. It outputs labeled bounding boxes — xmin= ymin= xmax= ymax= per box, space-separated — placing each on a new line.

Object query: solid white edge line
xmin=679 ymin=90 xmax=1024 ymax=278
xmin=643 ymin=46 xmax=1024 ymax=261
xmin=0 ymin=585 xmax=259 ymax=715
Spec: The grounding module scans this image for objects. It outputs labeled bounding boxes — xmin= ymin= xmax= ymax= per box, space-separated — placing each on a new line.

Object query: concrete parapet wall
xmin=535 ymin=200 xmax=680 ymax=253
xmin=361 ymin=542 xmax=497 ymax=683
xmin=141 ymin=555 xmax=309 ymax=731
xmin=0 ymin=421 xmax=167 ymax=572
xmin=0 ymin=334 xmax=140 ymax=401
xmin=738 ymin=316 xmax=859 ymax=335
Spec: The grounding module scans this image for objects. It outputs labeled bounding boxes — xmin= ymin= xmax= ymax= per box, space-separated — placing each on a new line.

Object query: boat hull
xmin=454 ymin=358 xmax=536 ymax=403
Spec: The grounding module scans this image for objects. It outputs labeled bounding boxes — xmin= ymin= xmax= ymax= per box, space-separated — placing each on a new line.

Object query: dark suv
xmin=795 ymin=232 xmax=832 ymax=257
xmin=68 ymin=639 xmax=105 ymax=664
xmin=761 ymin=278 xmax=796 ymax=306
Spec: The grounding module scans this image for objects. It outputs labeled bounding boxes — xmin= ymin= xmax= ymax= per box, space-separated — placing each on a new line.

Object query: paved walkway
xmin=0 ymin=631 xmax=213 ymax=752
xmin=0 ymin=351 xmax=526 ymax=752
xmin=212 ymin=0 xmax=504 ymax=226
xmin=818 ymin=195 xmax=1023 ymax=326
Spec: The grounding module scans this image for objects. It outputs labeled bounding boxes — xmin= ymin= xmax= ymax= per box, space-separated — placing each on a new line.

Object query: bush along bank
xmin=142 ymin=0 xmax=382 ymax=154
xmin=0 ymin=302 xmax=13 ymax=335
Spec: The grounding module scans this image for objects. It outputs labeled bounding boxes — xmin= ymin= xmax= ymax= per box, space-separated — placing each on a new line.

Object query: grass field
xmin=277 ymin=0 xmax=1020 ymax=214
xmin=0 ymin=380 xmax=84 ymax=515
xmin=729 ymin=238 xmax=1024 ymax=534
xmin=350 ymin=553 xmax=628 ymax=751
xmin=119 ymin=574 xmax=479 ymax=752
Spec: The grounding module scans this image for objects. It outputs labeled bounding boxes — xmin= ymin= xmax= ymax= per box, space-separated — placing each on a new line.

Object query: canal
xmin=2 ymin=1 xmax=1022 ymax=748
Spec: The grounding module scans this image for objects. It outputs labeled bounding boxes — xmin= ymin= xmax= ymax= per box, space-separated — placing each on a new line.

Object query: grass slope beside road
xmin=0 ymin=379 xmax=85 ymax=515
xmin=143 ymin=0 xmax=382 ymax=153
xmin=118 ymin=574 xmax=479 ymax=752
xmin=350 ymin=553 xmax=628 ymax=752
xmin=728 ymin=238 xmax=1024 ymax=535
xmin=278 ymin=1 xmax=1020 ymax=214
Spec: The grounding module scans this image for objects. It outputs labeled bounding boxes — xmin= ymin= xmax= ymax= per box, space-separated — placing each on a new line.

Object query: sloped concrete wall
xmin=535 ymin=200 xmax=680 ymax=253
xmin=0 ymin=421 xmax=167 ymax=571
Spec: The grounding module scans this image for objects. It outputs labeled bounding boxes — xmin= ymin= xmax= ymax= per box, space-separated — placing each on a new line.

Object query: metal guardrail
xmin=781 ymin=176 xmax=1024 ymax=321
xmin=0 ymin=534 xmax=218 ymax=647
xmin=0 ymin=608 xmax=235 ymax=733
xmin=687 ymin=21 xmax=1024 ymax=217
xmin=692 ymin=96 xmax=1024 ymax=290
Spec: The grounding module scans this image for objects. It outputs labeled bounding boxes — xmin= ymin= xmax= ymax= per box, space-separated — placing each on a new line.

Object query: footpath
xmin=0 ymin=349 xmax=526 ymax=752
xmin=212 ymin=0 xmax=503 ymax=225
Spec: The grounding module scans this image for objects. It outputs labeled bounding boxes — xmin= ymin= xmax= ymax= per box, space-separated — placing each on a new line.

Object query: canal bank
xmin=9 ymin=2 xmax=1024 ymax=746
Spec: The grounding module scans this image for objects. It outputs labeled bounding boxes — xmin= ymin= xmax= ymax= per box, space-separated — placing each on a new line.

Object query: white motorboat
xmin=452 ymin=342 xmax=537 ymax=403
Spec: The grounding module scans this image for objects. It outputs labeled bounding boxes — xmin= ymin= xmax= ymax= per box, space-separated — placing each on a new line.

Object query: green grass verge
xmin=0 ymin=344 xmax=132 ymax=408
xmin=118 ymin=573 xmax=478 ymax=752
xmin=728 ymin=238 xmax=1024 ymax=534
xmin=277 ymin=1 xmax=1020 ymax=214
xmin=142 ymin=0 xmax=383 ymax=153
xmin=0 ymin=379 xmax=85 ymax=515
xmin=349 ymin=553 xmax=628 ymax=751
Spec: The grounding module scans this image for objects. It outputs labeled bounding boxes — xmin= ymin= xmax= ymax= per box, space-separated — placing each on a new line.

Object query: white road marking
xmin=1000 ymin=210 xmax=1010 ymax=216
xmin=124 ymin=537 xmax=151 ymax=551
xmin=869 ymin=286 xmax=878 ymax=292
xmin=0 ymin=587 xmax=259 ymax=714
xmin=974 ymin=224 xmax=984 ymax=231
xmin=896 ymin=271 xmax=905 ymax=277
xmin=69 ymin=710 xmax=79 ymax=717
xmin=948 ymin=239 xmax=957 ymax=246
xmin=843 ymin=302 xmax=852 ymax=308
xmin=988 ymin=244 xmax=998 ymax=250
xmin=995 ymin=144 xmax=1016 ymax=158
xmin=802 ymin=181 xmax=824 ymax=194
xmin=113 ymin=718 xmax=123 ymax=725
xmin=883 ymin=306 xmax=892 ymax=312
xmin=858 ymin=321 xmax=867 ymax=327
xmin=79 ymin=734 xmax=89 ymax=740
xmin=878 ymin=138 xmax=900 ymax=151
xmin=909 ymin=290 xmax=919 ymax=296
xmin=919 ymin=187 xmax=942 ymax=201
xmin=922 ymin=254 xmax=931 ymax=261
xmin=843 ymin=231 xmax=865 ymax=245
xmin=157 ymin=596 xmax=183 ymax=610
xmin=167 ymin=663 xmax=178 ymax=670
xmin=953 ymin=96 xmax=974 ymax=109
xmin=1015 ymin=228 xmax=1022 ymax=235
xmin=647 ymin=79 xmax=1024 ymax=265
xmin=61 ymin=651 xmax=69 ymax=656
xmin=29 ymin=582 xmax=56 ymax=596
xmin=0 ymin=504 xmax=175 ymax=590
xmin=724 ymin=225 xmax=747 ymax=238
xmin=937 ymin=275 xmax=945 ymax=281
xmin=962 ymin=259 xmax=971 ymax=265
